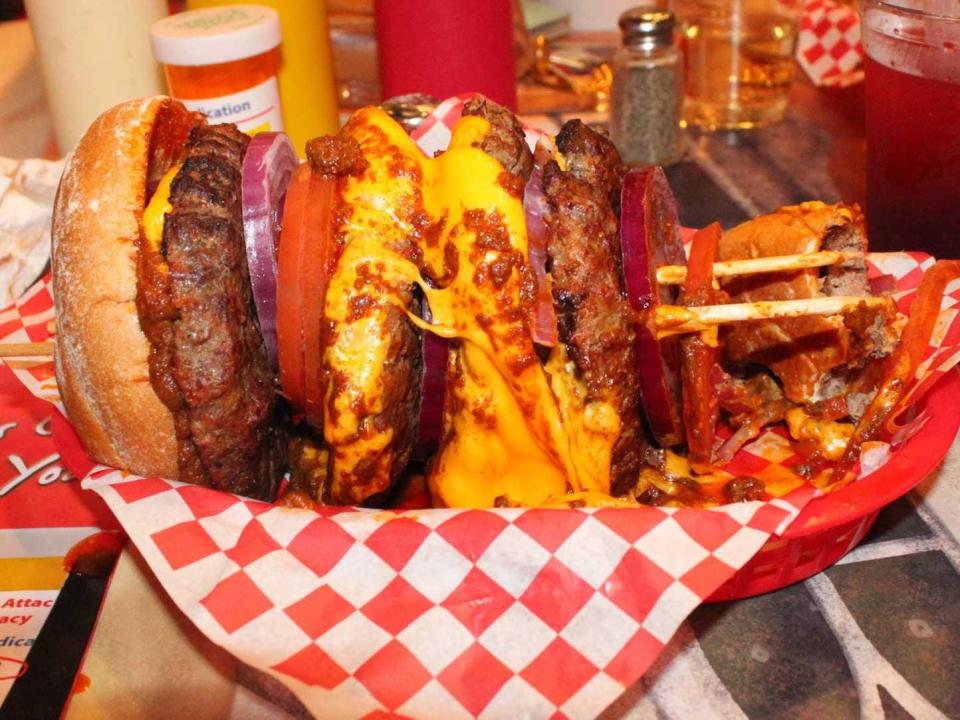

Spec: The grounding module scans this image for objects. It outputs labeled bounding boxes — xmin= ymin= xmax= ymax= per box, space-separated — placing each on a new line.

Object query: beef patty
xmin=138 ymin=124 xmax=285 ymax=499
xmin=462 ymin=97 xmax=533 ymax=181
xmin=543 ymin=121 xmax=648 ymax=494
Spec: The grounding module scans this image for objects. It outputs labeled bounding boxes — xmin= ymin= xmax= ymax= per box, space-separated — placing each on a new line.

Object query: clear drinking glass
xmin=675 ymin=0 xmax=802 ymax=129
xmin=861 ymin=0 xmax=960 ymax=255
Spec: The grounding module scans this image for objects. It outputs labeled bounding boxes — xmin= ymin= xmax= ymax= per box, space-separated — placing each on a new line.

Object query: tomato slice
xmin=680 ymin=223 xmax=722 ymax=469
xmin=277 ymin=166 xmax=308 ymax=411
xmin=277 ymin=164 xmax=337 ymax=426
xmin=683 ymin=223 xmax=721 ymax=297
xmin=300 ymin=176 xmax=336 ymax=428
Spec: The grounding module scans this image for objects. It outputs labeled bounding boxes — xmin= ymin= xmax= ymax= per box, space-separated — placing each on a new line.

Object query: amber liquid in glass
xmin=680 ymin=9 xmax=797 ymax=129
xmin=865 ymin=56 xmax=960 ymax=256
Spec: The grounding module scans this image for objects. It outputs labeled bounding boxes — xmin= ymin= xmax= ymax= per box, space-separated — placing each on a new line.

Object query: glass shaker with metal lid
xmin=609 ymin=8 xmax=684 ymax=166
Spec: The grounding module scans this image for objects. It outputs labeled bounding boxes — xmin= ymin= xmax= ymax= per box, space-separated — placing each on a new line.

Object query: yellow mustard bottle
xmin=187 ymin=0 xmax=339 ymax=155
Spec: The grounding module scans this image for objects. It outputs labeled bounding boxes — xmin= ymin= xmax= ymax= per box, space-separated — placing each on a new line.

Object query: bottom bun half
xmin=52 ymin=96 xmax=198 ymax=479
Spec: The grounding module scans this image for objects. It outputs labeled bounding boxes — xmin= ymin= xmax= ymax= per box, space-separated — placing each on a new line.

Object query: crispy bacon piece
xmin=542 ymin=120 xmax=647 ymax=493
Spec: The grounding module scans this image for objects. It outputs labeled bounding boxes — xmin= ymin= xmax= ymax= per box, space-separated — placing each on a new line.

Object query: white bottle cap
xmin=150 ymin=5 xmax=281 ymax=67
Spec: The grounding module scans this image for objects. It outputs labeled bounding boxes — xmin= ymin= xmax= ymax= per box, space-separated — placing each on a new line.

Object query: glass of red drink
xmin=861 ymin=0 xmax=960 ymax=256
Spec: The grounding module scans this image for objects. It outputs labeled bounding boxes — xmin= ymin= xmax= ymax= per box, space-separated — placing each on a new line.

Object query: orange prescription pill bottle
xmin=150 ymin=5 xmax=285 ymax=135
xmin=187 ymin=0 xmax=340 ymax=155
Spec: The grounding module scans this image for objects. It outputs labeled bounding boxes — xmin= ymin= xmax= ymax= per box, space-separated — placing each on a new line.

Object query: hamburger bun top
xmin=52 ymin=97 xmax=198 ymax=478
xmin=718 ymin=201 xmax=856 ymax=262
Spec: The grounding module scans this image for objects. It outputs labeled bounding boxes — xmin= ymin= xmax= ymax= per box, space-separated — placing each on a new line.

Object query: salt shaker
xmin=609 ymin=8 xmax=684 ymax=167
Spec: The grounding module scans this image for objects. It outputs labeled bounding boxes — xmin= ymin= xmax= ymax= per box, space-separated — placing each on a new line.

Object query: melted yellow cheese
xmin=785 ymin=407 xmax=854 ymax=461
xmin=446 ymin=115 xmax=493 ymax=151
xmin=325 ymin=107 xmax=622 ymax=507
xmin=427 ymin=343 xmax=569 ymax=507
xmin=142 ymin=164 xmax=180 ymax=251
xmin=664 ymin=448 xmax=691 ymax=478
xmin=544 ymin=345 xmax=619 ymax=496
xmin=542 ymin=491 xmax=639 ymax=508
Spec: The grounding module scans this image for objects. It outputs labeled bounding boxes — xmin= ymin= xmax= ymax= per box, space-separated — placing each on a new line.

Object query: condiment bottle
xmin=150 ymin=5 xmax=285 ymax=135
xmin=609 ymin=8 xmax=684 ymax=167
xmin=375 ymin=0 xmax=519 ymax=111
xmin=187 ymin=0 xmax=340 ymax=155
xmin=25 ymin=0 xmax=167 ymax=154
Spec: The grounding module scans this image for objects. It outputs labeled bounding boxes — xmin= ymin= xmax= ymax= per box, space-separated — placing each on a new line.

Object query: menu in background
xmin=0 ymin=528 xmax=95 ymax=703
xmin=0 ymin=360 xmax=113 ymax=704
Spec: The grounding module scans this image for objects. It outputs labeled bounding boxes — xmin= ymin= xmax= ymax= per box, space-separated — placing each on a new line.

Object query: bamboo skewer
xmin=655 ymin=250 xmax=863 ymax=285
xmin=653 ymin=295 xmax=891 ymax=338
xmin=0 ymin=295 xmax=891 ymax=356
xmin=0 ymin=252 xmax=886 ymax=357
xmin=0 ymin=294 xmax=889 ymax=356
xmin=0 ymin=341 xmax=55 ymax=358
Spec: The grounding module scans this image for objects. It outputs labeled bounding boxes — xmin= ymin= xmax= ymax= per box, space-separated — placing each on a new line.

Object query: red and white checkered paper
xmin=797 ymin=0 xmax=865 ymax=88
xmin=80 ymin=471 xmax=816 ymax=719
xmin=0 ymin=274 xmax=57 ymax=404
xmin=4 ymin=101 xmax=960 ymax=717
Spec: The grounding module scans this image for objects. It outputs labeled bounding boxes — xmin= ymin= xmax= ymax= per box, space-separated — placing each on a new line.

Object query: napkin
xmin=0 ymin=157 xmax=63 ymax=308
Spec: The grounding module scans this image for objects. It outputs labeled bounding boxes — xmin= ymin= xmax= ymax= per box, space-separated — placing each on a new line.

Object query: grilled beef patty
xmin=555 ymin=120 xmax=626 ymax=213
xmin=138 ymin=124 xmax=285 ymax=499
xmin=821 ymin=222 xmax=870 ymax=297
xmin=543 ymin=121 xmax=648 ymax=494
xmin=462 ymin=97 xmax=534 ymax=181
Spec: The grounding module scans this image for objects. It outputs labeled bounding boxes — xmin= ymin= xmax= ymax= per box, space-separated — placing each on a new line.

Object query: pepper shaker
xmin=609 ymin=8 xmax=684 ymax=167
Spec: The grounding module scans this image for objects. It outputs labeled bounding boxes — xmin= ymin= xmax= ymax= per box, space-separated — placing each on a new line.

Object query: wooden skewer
xmin=654 ymin=295 xmax=891 ymax=338
xmin=0 ymin=283 xmax=892 ymax=356
xmin=655 ymin=250 xmax=863 ymax=285
xmin=0 ymin=341 xmax=55 ymax=358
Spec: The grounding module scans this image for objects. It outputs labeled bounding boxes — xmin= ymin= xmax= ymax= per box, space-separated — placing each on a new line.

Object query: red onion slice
xmin=620 ymin=167 xmax=687 ymax=446
xmin=242 ymin=132 xmax=299 ymax=368
xmin=414 ymin=300 xmax=449 ymax=459
xmin=524 ymin=164 xmax=559 ymax=346
xmin=715 ymin=421 xmax=763 ymax=463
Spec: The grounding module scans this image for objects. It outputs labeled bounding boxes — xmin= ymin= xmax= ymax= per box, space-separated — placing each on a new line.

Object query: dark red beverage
xmin=864 ymin=56 xmax=960 ymax=256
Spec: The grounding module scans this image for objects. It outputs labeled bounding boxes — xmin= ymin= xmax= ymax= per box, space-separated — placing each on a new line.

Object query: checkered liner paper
xmin=797 ymin=0 xmax=865 ymax=88
xmin=4 ymin=106 xmax=959 ymax=720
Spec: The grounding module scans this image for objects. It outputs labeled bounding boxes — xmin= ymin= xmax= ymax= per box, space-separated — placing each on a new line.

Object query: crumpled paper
xmin=0 ymin=157 xmax=64 ymax=308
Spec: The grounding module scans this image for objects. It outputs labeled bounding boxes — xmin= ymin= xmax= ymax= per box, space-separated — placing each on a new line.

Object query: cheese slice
xmin=142 ymin=164 xmax=180 ymax=251
xmin=786 ymin=407 xmax=853 ymax=461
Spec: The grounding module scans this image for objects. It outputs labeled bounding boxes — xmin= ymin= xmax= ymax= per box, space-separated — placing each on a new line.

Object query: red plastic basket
xmin=708 ymin=368 xmax=960 ymax=601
